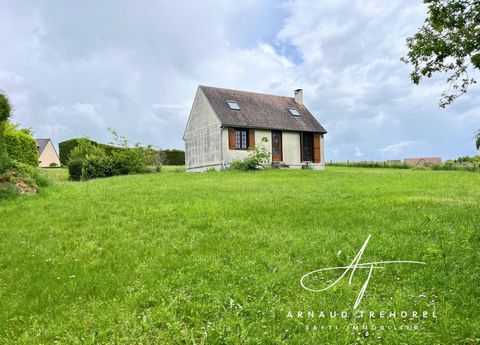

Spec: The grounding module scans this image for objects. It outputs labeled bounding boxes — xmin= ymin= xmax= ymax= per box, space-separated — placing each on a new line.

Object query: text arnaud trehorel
xmin=286 ymin=310 xmax=437 ymax=319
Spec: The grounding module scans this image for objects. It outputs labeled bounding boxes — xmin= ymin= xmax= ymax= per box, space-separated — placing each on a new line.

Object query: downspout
xmin=220 ymin=125 xmax=225 ymax=170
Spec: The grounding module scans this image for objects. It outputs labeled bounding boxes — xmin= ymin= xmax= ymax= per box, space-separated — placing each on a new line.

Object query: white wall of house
xmin=38 ymin=141 xmax=61 ymax=167
xmin=184 ymin=89 xmax=222 ymax=172
xmin=221 ymin=129 xmax=272 ymax=163
xmin=221 ymin=129 xmax=325 ymax=169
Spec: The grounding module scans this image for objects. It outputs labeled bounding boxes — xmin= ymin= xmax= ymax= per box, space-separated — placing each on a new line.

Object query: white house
xmin=183 ymin=86 xmax=327 ymax=172
xmin=36 ymin=139 xmax=61 ymax=167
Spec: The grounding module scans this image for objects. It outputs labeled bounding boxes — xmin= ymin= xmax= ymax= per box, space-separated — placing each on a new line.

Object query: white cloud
xmin=380 ymin=140 xmax=421 ymax=157
xmin=354 ymin=147 xmax=364 ymax=157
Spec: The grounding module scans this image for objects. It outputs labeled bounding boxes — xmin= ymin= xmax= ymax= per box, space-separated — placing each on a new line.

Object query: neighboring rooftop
xmin=200 ymin=85 xmax=327 ymax=133
xmin=404 ymin=157 xmax=443 ymax=165
xmin=36 ymin=139 xmax=50 ymax=155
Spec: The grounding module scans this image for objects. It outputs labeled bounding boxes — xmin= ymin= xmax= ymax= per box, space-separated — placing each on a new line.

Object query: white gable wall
xmin=38 ymin=141 xmax=61 ymax=167
xmin=184 ymin=88 xmax=222 ymax=171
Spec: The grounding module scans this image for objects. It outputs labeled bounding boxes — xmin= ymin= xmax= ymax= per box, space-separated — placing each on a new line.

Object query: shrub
xmin=145 ymin=148 xmax=166 ymax=168
xmin=4 ymin=125 xmax=38 ymax=166
xmin=0 ymin=151 xmax=11 ymax=174
xmin=64 ymin=130 xmax=165 ymax=180
xmin=68 ymin=137 xmax=105 ymax=161
xmin=0 ymin=159 xmax=50 ymax=199
xmin=60 ymin=137 xmax=159 ymax=164
xmin=164 ymin=149 xmax=185 ymax=165
xmin=230 ymin=138 xmax=270 ymax=171
xmin=10 ymin=160 xmax=49 ymax=188
xmin=81 ymin=148 xmax=159 ymax=179
xmin=143 ymin=165 xmax=160 ymax=174
xmin=110 ymin=147 xmax=147 ymax=175
xmin=0 ymin=93 xmax=49 ymax=198
xmin=68 ymin=158 xmax=84 ymax=181
xmin=82 ymin=155 xmax=114 ymax=179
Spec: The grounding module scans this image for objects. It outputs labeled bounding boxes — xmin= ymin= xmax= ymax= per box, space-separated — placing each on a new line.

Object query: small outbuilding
xmin=183 ymin=85 xmax=327 ymax=172
xmin=36 ymin=139 xmax=61 ymax=167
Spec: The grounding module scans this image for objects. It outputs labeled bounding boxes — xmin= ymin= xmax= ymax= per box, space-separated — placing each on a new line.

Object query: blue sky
xmin=1 ymin=0 xmax=479 ymax=161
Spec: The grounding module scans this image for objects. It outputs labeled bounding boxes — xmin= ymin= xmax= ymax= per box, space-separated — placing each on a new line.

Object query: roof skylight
xmin=288 ymin=108 xmax=301 ymax=116
xmin=227 ymin=101 xmax=240 ymax=110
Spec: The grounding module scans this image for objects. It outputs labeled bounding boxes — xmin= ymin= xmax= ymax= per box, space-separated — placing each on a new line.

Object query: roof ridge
xmin=199 ymin=85 xmax=295 ymax=100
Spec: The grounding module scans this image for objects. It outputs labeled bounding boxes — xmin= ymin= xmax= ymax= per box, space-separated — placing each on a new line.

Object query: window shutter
xmin=228 ymin=129 xmax=236 ymax=150
xmin=313 ymin=133 xmax=321 ymax=163
xmin=248 ymin=129 xmax=255 ymax=148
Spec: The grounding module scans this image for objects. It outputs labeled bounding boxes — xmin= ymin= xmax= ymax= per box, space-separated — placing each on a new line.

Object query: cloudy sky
xmin=1 ymin=0 xmax=479 ymax=160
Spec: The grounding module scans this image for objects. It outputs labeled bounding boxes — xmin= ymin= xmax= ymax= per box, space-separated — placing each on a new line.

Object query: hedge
xmin=4 ymin=129 xmax=38 ymax=166
xmin=60 ymin=138 xmax=185 ymax=166
xmin=59 ymin=138 xmax=82 ymax=165
xmin=164 ymin=149 xmax=185 ymax=165
xmin=59 ymin=138 xmax=124 ymax=165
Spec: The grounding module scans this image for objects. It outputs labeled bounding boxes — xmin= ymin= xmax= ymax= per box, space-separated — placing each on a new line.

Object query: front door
xmin=272 ymin=131 xmax=282 ymax=162
xmin=302 ymin=133 xmax=313 ymax=162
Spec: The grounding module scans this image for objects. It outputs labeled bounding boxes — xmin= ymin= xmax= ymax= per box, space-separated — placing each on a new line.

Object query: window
xmin=227 ymin=101 xmax=240 ymax=110
xmin=288 ymin=108 xmax=301 ymax=116
xmin=235 ymin=129 xmax=248 ymax=149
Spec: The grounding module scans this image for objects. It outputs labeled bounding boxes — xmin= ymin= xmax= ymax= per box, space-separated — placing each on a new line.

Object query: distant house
xmin=183 ymin=86 xmax=327 ymax=172
xmin=404 ymin=157 xmax=442 ymax=166
xmin=36 ymin=139 xmax=61 ymax=167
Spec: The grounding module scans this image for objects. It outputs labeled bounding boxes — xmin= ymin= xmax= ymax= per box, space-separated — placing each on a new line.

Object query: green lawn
xmin=1 ymin=167 xmax=479 ymax=344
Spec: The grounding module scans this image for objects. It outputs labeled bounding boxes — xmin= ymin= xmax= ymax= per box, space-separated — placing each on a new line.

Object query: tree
xmin=402 ymin=0 xmax=480 ymax=108
xmin=0 ymin=92 xmax=11 ymax=122
xmin=476 ymin=130 xmax=480 ymax=150
xmin=0 ymin=92 xmax=12 ymax=155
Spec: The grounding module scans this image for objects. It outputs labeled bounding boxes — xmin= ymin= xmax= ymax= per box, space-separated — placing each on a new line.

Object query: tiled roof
xmin=404 ymin=157 xmax=443 ymax=165
xmin=200 ymin=86 xmax=327 ymax=133
xmin=36 ymin=139 xmax=50 ymax=155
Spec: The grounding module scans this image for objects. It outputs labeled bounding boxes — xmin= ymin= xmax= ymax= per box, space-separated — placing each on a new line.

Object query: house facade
xmin=36 ymin=139 xmax=61 ymax=167
xmin=183 ymin=86 xmax=327 ymax=172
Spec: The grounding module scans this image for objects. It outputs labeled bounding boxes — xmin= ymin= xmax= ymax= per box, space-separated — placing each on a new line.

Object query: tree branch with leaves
xmin=403 ymin=0 xmax=480 ymax=151
xmin=402 ymin=0 xmax=480 ymax=108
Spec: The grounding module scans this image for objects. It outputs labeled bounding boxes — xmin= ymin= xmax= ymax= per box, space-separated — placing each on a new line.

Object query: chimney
xmin=294 ymin=89 xmax=303 ymax=105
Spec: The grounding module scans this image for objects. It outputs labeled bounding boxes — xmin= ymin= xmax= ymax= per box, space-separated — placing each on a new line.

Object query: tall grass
xmin=1 ymin=167 xmax=479 ymax=344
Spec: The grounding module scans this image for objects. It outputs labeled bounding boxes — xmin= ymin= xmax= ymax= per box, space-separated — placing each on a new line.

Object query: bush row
xmin=59 ymin=138 xmax=124 ymax=165
xmin=66 ymin=137 xmax=164 ymax=181
xmin=59 ymin=138 xmax=185 ymax=166
xmin=327 ymin=157 xmax=480 ymax=172
xmin=327 ymin=161 xmax=410 ymax=169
